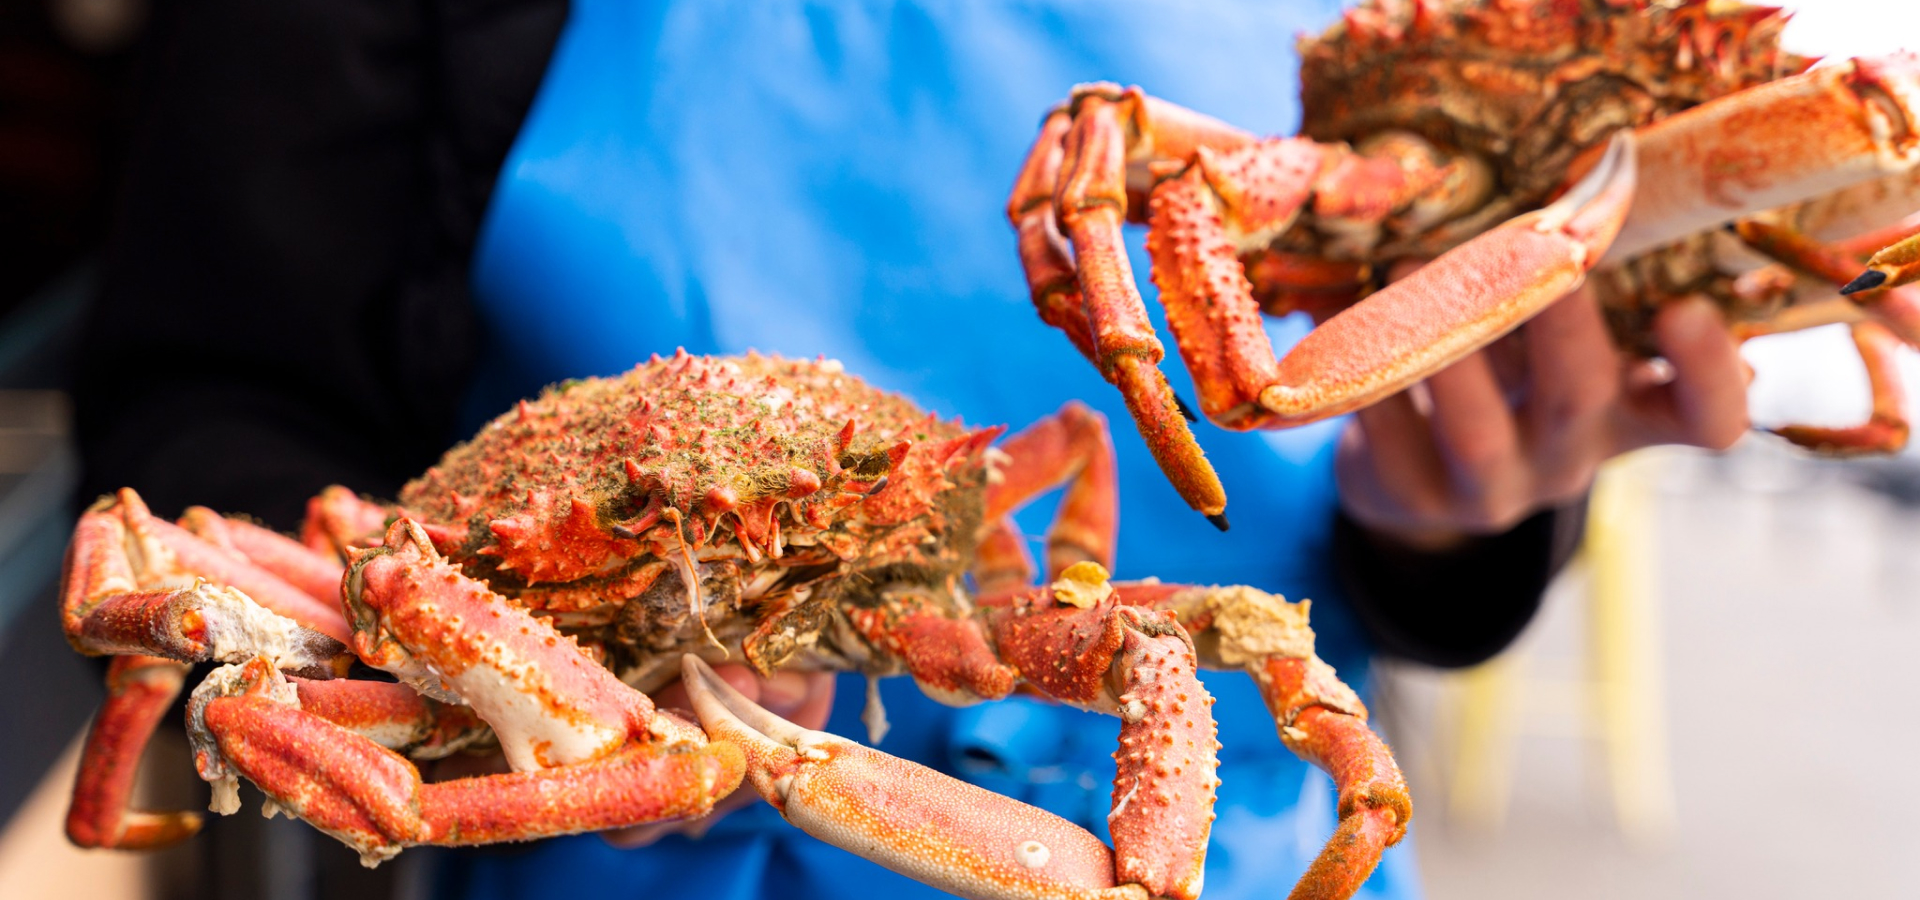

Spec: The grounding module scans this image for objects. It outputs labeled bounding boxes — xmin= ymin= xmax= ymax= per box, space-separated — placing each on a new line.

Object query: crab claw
xmin=680 ymin=656 xmax=1147 ymax=900
xmin=1848 ymin=229 xmax=1920 ymax=293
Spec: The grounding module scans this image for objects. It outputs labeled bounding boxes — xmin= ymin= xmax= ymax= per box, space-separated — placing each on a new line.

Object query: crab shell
xmin=1290 ymin=0 xmax=1919 ymax=350
xmin=392 ymin=351 xmax=1004 ymax=692
xmin=1297 ymin=0 xmax=1813 ymax=262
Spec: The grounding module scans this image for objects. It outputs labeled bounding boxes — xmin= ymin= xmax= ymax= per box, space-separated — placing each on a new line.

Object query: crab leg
xmin=683 ymin=655 xmax=1149 ymax=900
xmin=1773 ymin=321 xmax=1912 ymax=454
xmin=181 ymin=520 xmax=748 ymax=862
xmin=302 ymin=484 xmax=395 ymax=557
xmin=1021 ymin=87 xmax=1262 ymax=520
xmin=1147 ymin=133 xmax=1633 ymax=431
xmin=845 ymin=593 xmax=1018 ymax=708
xmin=62 ymin=488 xmax=352 ymax=850
xmin=1009 ymin=109 xmax=1102 ymax=366
xmin=1727 ymin=219 xmax=1918 ymax=452
xmin=984 ymin=401 xmax=1121 ymax=574
xmin=180 ymin=505 xmax=347 ymax=613
xmin=286 ymin=676 xmax=488 ymax=758
xmin=987 ymin=592 xmax=1218 ymax=900
xmin=65 ymin=655 xmax=199 ymax=849
xmin=1114 ymin=581 xmax=1410 ymax=900
xmin=191 ymin=659 xmax=741 ymax=866
xmin=1605 ymin=54 xmax=1920 ymax=264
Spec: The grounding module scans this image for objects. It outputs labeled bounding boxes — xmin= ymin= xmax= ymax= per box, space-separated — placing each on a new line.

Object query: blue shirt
xmin=438 ymin=2 xmax=1419 ymax=898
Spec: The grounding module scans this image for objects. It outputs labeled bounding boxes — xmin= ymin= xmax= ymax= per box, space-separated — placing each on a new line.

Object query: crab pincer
xmin=682 ymin=655 xmax=1150 ymax=900
xmin=1848 ymin=229 xmax=1920 ymax=294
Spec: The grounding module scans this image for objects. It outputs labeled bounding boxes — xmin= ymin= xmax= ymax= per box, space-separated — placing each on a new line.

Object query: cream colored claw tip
xmin=679 ymin=654 xmax=816 ymax=748
xmin=1540 ymin=131 xmax=1638 ymax=240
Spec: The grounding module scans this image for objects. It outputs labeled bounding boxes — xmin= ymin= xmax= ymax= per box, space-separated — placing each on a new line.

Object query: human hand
xmin=1335 ymin=273 xmax=1749 ymax=550
xmin=601 ymin=664 xmax=836 ymax=848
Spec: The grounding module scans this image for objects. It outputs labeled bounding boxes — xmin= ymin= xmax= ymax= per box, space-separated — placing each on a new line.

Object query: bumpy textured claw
xmin=682 ymin=656 xmax=1147 ymax=900
xmin=1259 ymin=132 xmax=1637 ymax=425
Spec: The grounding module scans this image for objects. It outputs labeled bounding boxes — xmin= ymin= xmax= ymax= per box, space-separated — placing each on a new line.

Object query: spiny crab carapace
xmin=60 ymin=352 xmax=1409 ymax=900
xmin=1009 ymin=0 xmax=1920 ymax=520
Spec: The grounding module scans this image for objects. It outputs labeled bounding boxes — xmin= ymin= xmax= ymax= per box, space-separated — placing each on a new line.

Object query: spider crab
xmin=1009 ymin=0 xmax=1920 ymax=520
xmin=61 ymin=353 xmax=1408 ymax=900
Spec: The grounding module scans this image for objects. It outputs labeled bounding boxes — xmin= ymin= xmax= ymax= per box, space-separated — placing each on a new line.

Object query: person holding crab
xmin=76 ymin=1 xmax=1754 ymax=899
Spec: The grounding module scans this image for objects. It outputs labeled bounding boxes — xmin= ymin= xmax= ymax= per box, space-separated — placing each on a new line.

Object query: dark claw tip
xmin=866 ymin=476 xmax=891 ymax=496
xmin=1173 ymin=392 xmax=1199 ymax=423
xmin=1840 ymin=269 xmax=1888 ymax=296
xmin=1205 ymin=512 xmax=1230 ymax=532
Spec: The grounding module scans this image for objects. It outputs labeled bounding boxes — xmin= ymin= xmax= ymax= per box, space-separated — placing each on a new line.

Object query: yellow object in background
xmin=1440 ymin=450 xmax=1677 ymax=844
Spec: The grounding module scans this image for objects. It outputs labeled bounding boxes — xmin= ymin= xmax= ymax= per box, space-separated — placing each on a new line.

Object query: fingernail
xmin=759 ymin=671 xmax=811 ymax=714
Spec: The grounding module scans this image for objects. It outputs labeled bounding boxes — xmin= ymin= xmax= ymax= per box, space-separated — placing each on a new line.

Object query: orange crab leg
xmin=191 ymin=659 xmax=741 ymax=865
xmin=1728 ymin=219 xmax=1917 ymax=453
xmin=180 ymin=521 xmax=749 ymax=862
xmin=1142 ymin=131 xmax=1476 ymax=434
xmin=1041 ymin=87 xmax=1263 ymax=522
xmin=1606 ymin=54 xmax=1920 ymax=264
xmin=1279 ymin=708 xmax=1405 ymax=900
xmin=1254 ymin=134 xmax=1636 ymax=426
xmin=988 ymin=595 xmax=1217 ymax=900
xmin=1056 ymin=96 xmax=1221 ymax=520
xmin=689 ymin=584 xmax=1223 ymax=900
xmin=346 ymin=519 xmax=674 ymax=770
xmin=65 ymin=655 xmax=200 ymax=849
xmin=1010 ymin=109 xmax=1101 ymax=366
xmin=63 ymin=489 xmax=352 ymax=651
xmin=181 ymin=506 xmax=348 ymax=614
xmin=984 ymin=401 xmax=1121 ymax=573
xmin=1773 ymin=321 xmax=1912 ymax=454
xmin=303 ymin=484 xmax=395 ymax=556
xmin=1110 ymin=581 xmax=1410 ymax=899
xmin=845 ymin=597 xmax=1018 ymax=707
xmin=683 ymin=655 xmax=1151 ymax=900
xmin=1734 ymin=217 xmax=1920 ymax=346
xmin=60 ymin=489 xmax=355 ymax=850
xmin=287 ymin=676 xmax=488 ymax=757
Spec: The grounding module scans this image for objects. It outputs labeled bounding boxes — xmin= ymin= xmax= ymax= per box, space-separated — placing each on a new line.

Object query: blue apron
xmin=442 ymin=2 xmax=1420 ymax=898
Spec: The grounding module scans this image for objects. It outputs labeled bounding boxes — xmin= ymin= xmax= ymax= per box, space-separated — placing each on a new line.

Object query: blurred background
xmin=0 ymin=0 xmax=1916 ymax=898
